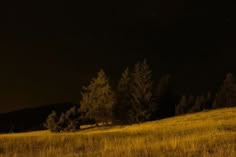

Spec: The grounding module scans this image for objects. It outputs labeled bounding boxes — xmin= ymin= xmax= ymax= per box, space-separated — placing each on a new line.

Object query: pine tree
xmin=63 ymin=106 xmax=80 ymax=131
xmin=129 ymin=60 xmax=153 ymax=123
xmin=214 ymin=73 xmax=236 ymax=108
xmin=154 ymin=74 xmax=176 ymax=118
xmin=176 ymin=95 xmax=188 ymax=115
xmin=199 ymin=95 xmax=206 ymax=110
xmin=190 ymin=95 xmax=205 ymax=113
xmin=57 ymin=113 xmax=67 ymax=131
xmin=113 ymin=68 xmax=131 ymax=124
xmin=188 ymin=95 xmax=196 ymax=110
xmin=80 ymin=69 xmax=114 ymax=126
xmin=45 ymin=105 xmax=80 ymax=132
xmin=205 ymin=91 xmax=213 ymax=109
xmin=45 ymin=111 xmax=60 ymax=132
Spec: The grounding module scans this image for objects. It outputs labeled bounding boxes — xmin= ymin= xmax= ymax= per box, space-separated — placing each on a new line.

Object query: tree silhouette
xmin=190 ymin=95 xmax=205 ymax=113
xmin=214 ymin=73 xmax=236 ymax=108
xmin=113 ymin=68 xmax=132 ymax=124
xmin=204 ymin=91 xmax=213 ymax=109
xmin=176 ymin=95 xmax=188 ymax=115
xmin=153 ymin=74 xmax=176 ymax=119
xmin=176 ymin=95 xmax=196 ymax=115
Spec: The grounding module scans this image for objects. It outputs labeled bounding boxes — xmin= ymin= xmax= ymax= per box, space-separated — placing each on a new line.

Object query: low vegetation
xmin=0 ymin=107 xmax=235 ymax=157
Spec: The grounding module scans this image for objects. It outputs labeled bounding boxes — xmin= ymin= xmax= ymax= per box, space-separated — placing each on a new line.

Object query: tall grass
xmin=0 ymin=108 xmax=235 ymax=157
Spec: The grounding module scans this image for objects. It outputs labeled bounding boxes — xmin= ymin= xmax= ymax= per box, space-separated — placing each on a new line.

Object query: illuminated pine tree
xmin=129 ymin=60 xmax=153 ymax=123
xmin=80 ymin=69 xmax=114 ymax=126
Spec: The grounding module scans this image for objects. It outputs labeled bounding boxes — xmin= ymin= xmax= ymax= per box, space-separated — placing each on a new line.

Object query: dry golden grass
xmin=0 ymin=108 xmax=235 ymax=157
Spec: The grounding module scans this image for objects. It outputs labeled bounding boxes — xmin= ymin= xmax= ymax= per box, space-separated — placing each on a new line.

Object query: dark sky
xmin=0 ymin=0 xmax=236 ymax=112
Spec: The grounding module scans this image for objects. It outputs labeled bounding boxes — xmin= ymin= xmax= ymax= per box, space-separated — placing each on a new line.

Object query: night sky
xmin=0 ymin=0 xmax=236 ymax=112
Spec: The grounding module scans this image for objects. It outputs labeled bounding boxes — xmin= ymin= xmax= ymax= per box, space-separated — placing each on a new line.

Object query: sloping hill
xmin=0 ymin=108 xmax=235 ymax=157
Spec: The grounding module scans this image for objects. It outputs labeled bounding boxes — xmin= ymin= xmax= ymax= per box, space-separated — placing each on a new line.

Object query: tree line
xmin=45 ymin=60 xmax=236 ymax=132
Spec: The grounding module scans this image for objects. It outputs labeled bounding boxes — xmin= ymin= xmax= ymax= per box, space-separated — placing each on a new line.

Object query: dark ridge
xmin=0 ymin=103 xmax=76 ymax=133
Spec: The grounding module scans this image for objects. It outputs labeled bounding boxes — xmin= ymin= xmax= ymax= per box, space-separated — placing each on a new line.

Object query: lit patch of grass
xmin=0 ymin=107 xmax=235 ymax=157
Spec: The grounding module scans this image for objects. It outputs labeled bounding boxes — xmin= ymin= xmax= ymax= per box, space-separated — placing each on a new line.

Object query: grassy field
xmin=0 ymin=108 xmax=235 ymax=157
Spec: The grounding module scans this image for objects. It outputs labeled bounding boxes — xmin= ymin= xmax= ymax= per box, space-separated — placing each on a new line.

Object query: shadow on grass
xmin=79 ymin=123 xmax=128 ymax=131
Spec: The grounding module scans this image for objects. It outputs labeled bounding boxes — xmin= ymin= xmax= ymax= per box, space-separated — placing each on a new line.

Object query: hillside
xmin=0 ymin=108 xmax=235 ymax=157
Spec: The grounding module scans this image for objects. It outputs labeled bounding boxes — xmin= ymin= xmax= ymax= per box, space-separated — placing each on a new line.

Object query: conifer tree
xmin=154 ymin=74 xmax=176 ymax=118
xmin=45 ymin=106 xmax=80 ymax=132
xmin=205 ymin=91 xmax=213 ymax=109
xmin=57 ymin=113 xmax=67 ymax=131
xmin=63 ymin=106 xmax=80 ymax=131
xmin=45 ymin=111 xmax=60 ymax=132
xmin=80 ymin=69 xmax=114 ymax=126
xmin=113 ymin=68 xmax=131 ymax=124
xmin=214 ymin=73 xmax=236 ymax=108
xmin=176 ymin=95 xmax=188 ymax=115
xmin=129 ymin=60 xmax=153 ymax=123
xmin=190 ymin=95 xmax=205 ymax=113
